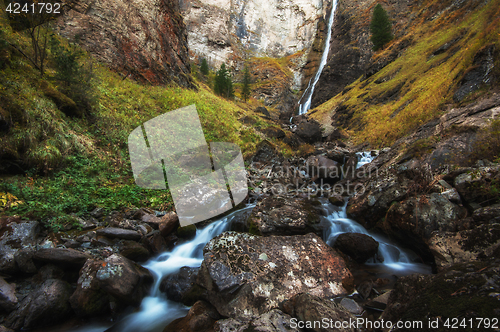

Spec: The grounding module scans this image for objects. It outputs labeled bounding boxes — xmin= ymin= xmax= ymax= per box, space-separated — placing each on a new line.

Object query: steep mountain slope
xmin=310 ymin=0 xmax=500 ymax=146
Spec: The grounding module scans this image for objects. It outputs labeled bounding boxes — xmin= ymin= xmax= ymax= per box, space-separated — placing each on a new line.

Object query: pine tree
xmin=200 ymin=58 xmax=209 ymax=76
xmin=370 ymin=4 xmax=393 ymax=51
xmin=214 ymin=63 xmax=234 ymax=98
xmin=241 ymin=65 xmax=251 ymax=102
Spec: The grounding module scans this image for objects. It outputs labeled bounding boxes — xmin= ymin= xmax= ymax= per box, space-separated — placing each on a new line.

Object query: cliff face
xmin=180 ymin=0 xmax=326 ymax=67
xmin=56 ymin=0 xmax=193 ymax=87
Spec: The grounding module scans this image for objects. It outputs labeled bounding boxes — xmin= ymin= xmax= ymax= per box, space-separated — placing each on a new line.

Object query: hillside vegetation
xmin=311 ymin=0 xmax=500 ymax=147
xmin=0 ymin=8 xmax=262 ymax=229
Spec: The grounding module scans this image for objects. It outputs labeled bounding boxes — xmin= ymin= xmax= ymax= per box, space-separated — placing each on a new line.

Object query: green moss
xmin=176 ymin=224 xmax=197 ymax=239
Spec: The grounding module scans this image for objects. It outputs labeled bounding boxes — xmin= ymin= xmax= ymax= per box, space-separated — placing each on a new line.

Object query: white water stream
xmin=73 ymin=152 xmax=429 ymax=332
xmin=298 ymin=0 xmax=338 ymax=115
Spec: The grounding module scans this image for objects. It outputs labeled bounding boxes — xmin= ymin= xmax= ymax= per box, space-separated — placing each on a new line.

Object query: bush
xmin=370 ymin=4 xmax=393 ymax=51
xmin=49 ymin=37 xmax=98 ymax=116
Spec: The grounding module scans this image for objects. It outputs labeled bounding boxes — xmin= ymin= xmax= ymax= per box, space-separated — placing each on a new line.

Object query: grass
xmin=0 ymin=11 xmax=263 ymax=229
xmin=310 ymin=0 xmax=500 ymax=147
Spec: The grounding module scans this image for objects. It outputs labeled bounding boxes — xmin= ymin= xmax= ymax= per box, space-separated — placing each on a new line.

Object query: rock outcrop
xmin=56 ymin=0 xmax=193 ymax=87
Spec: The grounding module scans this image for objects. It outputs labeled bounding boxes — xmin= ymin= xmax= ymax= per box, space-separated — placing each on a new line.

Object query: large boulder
xmin=453 ymin=166 xmax=500 ymax=204
xmin=5 ymin=279 xmax=73 ymax=330
xmin=197 ymin=232 xmax=353 ymax=321
xmin=160 ymin=266 xmax=201 ymax=305
xmin=383 ymin=193 xmax=467 ymax=258
xmin=333 ymin=233 xmax=379 ymax=263
xmin=248 ymin=196 xmax=323 ymax=236
xmin=33 ymin=248 xmax=92 ymax=269
xmin=429 ymin=223 xmax=500 ymax=271
xmin=70 ymin=259 xmax=110 ymax=317
xmin=95 ymin=254 xmax=153 ymax=305
xmin=305 ymin=155 xmax=340 ymax=182
xmin=382 ymin=260 xmax=500 ymax=331
xmin=296 ymin=120 xmax=322 ymax=144
xmin=282 ymin=293 xmax=357 ymax=332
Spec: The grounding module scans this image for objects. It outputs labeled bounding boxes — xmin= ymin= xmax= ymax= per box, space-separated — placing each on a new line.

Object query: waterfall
xmin=298 ymin=0 xmax=338 ymax=115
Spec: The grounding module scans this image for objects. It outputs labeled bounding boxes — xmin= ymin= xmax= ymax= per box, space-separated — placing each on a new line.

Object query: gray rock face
xmin=55 ymin=0 xmax=193 ymax=87
xmin=160 ymin=266 xmax=200 ymax=305
xmin=454 ymin=166 xmax=500 ymax=204
xmin=5 ymin=279 xmax=73 ymax=330
xmin=197 ymin=232 xmax=353 ymax=321
xmin=95 ymin=254 xmax=153 ymax=305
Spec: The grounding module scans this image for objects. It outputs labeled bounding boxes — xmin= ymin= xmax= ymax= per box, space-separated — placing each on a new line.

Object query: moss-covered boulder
xmin=40 ymin=81 xmax=81 ymax=117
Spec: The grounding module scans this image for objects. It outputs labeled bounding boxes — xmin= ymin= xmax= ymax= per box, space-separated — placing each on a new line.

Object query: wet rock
xmin=197 ymin=232 xmax=352 ymax=321
xmin=382 ymin=260 xmax=500 ymax=330
xmin=306 ymin=155 xmax=340 ymax=181
xmin=0 ymin=277 xmax=17 ymax=312
xmin=160 ymin=267 xmax=200 ymax=305
xmin=36 ymin=264 xmax=66 ymax=282
xmin=176 ymin=224 xmax=197 ymax=239
xmin=119 ymin=241 xmax=150 ymax=262
xmin=429 ymin=223 xmax=500 ymax=271
xmin=70 ymin=259 xmax=110 ymax=317
xmin=159 ymin=211 xmax=180 ymax=237
xmin=340 ymin=298 xmax=363 ymax=315
xmin=383 ymin=193 xmax=467 ymax=258
xmin=163 ymin=300 xmax=219 ymax=332
xmin=356 ymin=280 xmax=373 ymax=300
xmin=97 ymin=227 xmax=142 ymax=241
xmin=347 ymin=168 xmax=410 ymax=228
xmin=215 ymin=309 xmax=300 ymax=332
xmin=34 ymin=248 xmax=92 ymax=269
xmin=333 ymin=233 xmax=379 ymax=263
xmin=143 ymin=232 xmax=168 ymax=254
xmin=96 ymin=254 xmax=153 ymax=305
xmin=5 ymin=279 xmax=73 ymax=330
xmin=248 ymin=196 xmax=323 ymax=236
xmin=282 ymin=293 xmax=357 ymax=332
xmin=296 ymin=120 xmax=322 ymax=144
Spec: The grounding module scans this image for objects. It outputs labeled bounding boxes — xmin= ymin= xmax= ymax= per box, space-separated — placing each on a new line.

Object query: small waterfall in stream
xmin=74 ymin=152 xmax=430 ymax=332
xmin=298 ymin=0 xmax=338 ymax=115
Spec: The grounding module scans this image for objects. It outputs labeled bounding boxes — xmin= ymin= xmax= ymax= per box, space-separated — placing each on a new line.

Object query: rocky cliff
xmin=56 ymin=0 xmax=193 ymax=87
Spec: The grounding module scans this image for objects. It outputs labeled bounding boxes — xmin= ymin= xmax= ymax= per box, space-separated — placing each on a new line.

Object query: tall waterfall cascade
xmin=298 ymin=0 xmax=338 ymax=115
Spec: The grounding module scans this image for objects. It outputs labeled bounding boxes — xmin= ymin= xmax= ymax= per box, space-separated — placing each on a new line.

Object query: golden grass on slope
xmin=311 ymin=0 xmax=500 ymax=147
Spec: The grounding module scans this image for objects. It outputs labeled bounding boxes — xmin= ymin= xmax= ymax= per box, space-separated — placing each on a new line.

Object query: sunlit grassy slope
xmin=311 ymin=0 xmax=500 ymax=147
xmin=0 ymin=9 xmax=262 ymax=228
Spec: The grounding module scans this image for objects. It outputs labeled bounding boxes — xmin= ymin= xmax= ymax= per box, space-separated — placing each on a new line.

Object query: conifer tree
xmin=200 ymin=58 xmax=209 ymax=76
xmin=241 ymin=65 xmax=251 ymax=102
xmin=370 ymin=4 xmax=393 ymax=51
xmin=214 ymin=63 xmax=234 ymax=98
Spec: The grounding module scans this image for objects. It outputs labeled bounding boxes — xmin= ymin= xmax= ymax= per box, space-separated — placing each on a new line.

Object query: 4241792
xmin=6 ymin=2 xmax=61 ymax=14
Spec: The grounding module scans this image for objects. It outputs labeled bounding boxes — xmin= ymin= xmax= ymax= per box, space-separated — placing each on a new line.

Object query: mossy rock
xmin=40 ymin=81 xmax=81 ymax=117
xmin=176 ymin=224 xmax=197 ymax=239
xmin=328 ymin=195 xmax=345 ymax=206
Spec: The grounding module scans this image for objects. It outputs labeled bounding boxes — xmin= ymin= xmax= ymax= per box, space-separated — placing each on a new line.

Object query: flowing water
xmin=71 ymin=152 xmax=430 ymax=332
xmin=298 ymin=0 xmax=338 ymax=115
